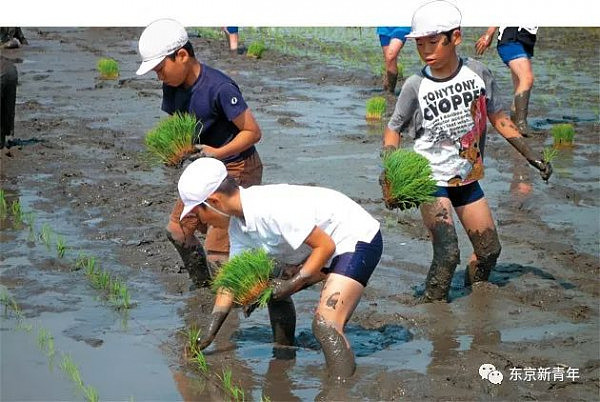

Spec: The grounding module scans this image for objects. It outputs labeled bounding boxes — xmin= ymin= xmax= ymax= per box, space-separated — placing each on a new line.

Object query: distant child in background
xmin=223 ymin=27 xmax=246 ymax=55
xmin=476 ymin=27 xmax=540 ymax=137
xmin=381 ymin=1 xmax=552 ymax=302
xmin=376 ymin=27 xmax=411 ymax=94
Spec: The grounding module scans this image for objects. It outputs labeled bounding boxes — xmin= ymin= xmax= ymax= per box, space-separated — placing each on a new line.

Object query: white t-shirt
xmin=228 ymin=185 xmax=381 ymax=267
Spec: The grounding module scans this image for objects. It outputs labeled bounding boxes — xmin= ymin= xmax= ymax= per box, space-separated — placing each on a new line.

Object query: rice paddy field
xmin=1 ymin=27 xmax=598 ymax=401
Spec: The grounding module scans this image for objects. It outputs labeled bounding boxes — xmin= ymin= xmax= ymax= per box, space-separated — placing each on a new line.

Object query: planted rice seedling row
xmin=76 ymin=253 xmax=131 ymax=310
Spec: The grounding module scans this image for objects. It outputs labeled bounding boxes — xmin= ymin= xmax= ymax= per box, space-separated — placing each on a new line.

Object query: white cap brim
xmin=180 ymin=202 xmax=202 ymax=221
xmin=136 ymin=56 xmax=164 ymax=76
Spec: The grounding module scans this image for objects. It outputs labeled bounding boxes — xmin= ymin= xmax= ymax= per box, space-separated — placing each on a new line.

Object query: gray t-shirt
xmin=388 ymin=57 xmax=503 ymax=186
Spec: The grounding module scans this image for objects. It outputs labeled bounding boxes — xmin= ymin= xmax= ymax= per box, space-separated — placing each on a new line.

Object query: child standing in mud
xmin=381 ymin=0 xmax=552 ymax=302
xmin=177 ymin=158 xmax=383 ymax=379
xmin=136 ymin=19 xmax=263 ymax=288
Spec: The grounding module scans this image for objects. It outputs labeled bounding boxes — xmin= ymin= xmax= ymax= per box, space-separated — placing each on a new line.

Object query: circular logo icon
xmin=231 ymin=97 xmax=238 ymax=105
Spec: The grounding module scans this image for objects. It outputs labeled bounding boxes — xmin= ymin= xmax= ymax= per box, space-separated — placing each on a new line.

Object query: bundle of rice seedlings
xmin=144 ymin=113 xmax=198 ymax=166
xmin=211 ymin=249 xmax=274 ymax=307
xmin=97 ymin=57 xmax=119 ymax=80
xmin=542 ymin=147 xmax=559 ymax=163
xmin=366 ymin=96 xmax=386 ymax=121
xmin=382 ymin=149 xmax=437 ymax=210
xmin=247 ymin=40 xmax=266 ymax=59
xmin=550 ymin=123 xmax=575 ymax=147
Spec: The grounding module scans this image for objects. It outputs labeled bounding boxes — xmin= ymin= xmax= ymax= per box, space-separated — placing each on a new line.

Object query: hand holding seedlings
xmin=188 ymin=144 xmax=218 ymax=161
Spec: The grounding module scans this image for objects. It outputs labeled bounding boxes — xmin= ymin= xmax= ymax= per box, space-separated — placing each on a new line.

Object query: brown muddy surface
xmin=1 ymin=27 xmax=599 ymax=401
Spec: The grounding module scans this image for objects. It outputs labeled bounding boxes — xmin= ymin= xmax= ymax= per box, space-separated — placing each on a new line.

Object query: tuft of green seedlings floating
xmin=59 ymin=353 xmax=99 ymax=402
xmin=10 ymin=199 xmax=23 ymax=228
xmin=40 ymin=223 xmax=53 ymax=250
xmin=1 ymin=288 xmax=21 ymax=318
xmin=145 ymin=112 xmax=199 ymax=166
xmin=218 ymin=368 xmax=245 ymax=402
xmin=247 ymin=40 xmax=266 ymax=59
xmin=97 ymin=57 xmax=119 ymax=80
xmin=56 ymin=235 xmax=67 ymax=258
xmin=550 ymin=123 xmax=575 ymax=146
xmin=542 ymin=147 xmax=559 ymax=164
xmin=211 ymin=249 xmax=274 ymax=307
xmin=382 ymin=149 xmax=437 ymax=210
xmin=365 ymin=96 xmax=387 ymax=121
xmin=0 ymin=189 xmax=7 ymax=219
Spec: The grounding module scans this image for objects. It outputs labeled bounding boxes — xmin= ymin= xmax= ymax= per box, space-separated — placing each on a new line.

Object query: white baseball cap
xmin=178 ymin=158 xmax=228 ymax=220
xmin=136 ymin=18 xmax=189 ymax=75
xmin=405 ymin=0 xmax=462 ymax=39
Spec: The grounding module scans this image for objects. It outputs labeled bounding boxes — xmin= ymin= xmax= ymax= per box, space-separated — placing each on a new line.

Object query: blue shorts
xmin=497 ymin=42 xmax=532 ymax=65
xmin=321 ymin=230 xmax=383 ymax=287
xmin=225 ymin=27 xmax=238 ymax=34
xmin=433 ymin=181 xmax=485 ymax=208
xmin=377 ymin=27 xmax=411 ymax=46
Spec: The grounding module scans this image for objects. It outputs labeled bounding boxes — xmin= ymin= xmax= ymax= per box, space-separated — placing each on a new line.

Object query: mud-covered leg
xmin=312 ymin=313 xmax=356 ymax=379
xmin=464 ymin=227 xmax=501 ymax=286
xmin=420 ymin=200 xmax=461 ymax=302
xmin=166 ymin=231 xmax=213 ymax=288
xmin=422 ymin=222 xmax=460 ymax=302
xmin=455 ymin=196 xmax=501 ymax=287
xmin=267 ymin=296 xmax=296 ymax=346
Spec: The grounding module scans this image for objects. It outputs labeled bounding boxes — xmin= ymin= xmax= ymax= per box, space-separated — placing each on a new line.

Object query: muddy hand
xmin=188 ymin=144 xmax=217 ymax=161
xmin=530 ymin=159 xmax=553 ymax=182
xmin=242 ymin=301 xmax=260 ymax=318
xmin=196 ymin=311 xmax=228 ymax=350
xmin=271 ymin=271 xmax=311 ymax=301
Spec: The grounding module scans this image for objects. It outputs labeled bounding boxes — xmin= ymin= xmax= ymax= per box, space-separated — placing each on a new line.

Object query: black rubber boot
xmin=513 ymin=90 xmax=536 ymax=137
xmin=383 ymin=71 xmax=398 ymax=94
xmin=166 ymin=232 xmax=212 ymax=288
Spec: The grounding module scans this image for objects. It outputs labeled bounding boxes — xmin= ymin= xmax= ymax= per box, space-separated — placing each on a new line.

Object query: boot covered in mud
xmin=513 ymin=90 xmax=538 ymax=137
xmin=166 ymin=232 xmax=213 ymax=288
xmin=383 ymin=71 xmax=398 ymax=94
xmin=420 ymin=223 xmax=460 ymax=303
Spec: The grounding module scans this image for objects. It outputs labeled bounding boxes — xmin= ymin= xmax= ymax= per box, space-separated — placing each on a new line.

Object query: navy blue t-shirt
xmin=161 ymin=63 xmax=254 ymax=163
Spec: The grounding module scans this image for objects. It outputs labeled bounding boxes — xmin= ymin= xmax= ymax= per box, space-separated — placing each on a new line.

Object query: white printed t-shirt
xmin=228 ymin=185 xmax=381 ymax=267
xmin=387 ymin=57 xmax=503 ymax=186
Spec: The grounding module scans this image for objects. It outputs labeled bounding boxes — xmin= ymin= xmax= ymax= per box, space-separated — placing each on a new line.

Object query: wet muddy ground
xmin=1 ymin=27 xmax=599 ymax=401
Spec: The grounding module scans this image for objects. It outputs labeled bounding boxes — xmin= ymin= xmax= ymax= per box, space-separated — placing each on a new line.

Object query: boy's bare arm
xmin=382 ymin=125 xmax=402 ymax=154
xmin=489 ymin=111 xmax=552 ymax=181
xmin=475 ymin=27 xmax=498 ymax=56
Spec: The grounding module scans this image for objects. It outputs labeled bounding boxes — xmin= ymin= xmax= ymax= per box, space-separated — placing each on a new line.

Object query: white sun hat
xmin=178 ymin=158 xmax=228 ymax=220
xmin=405 ymin=0 xmax=462 ymax=39
xmin=136 ymin=18 xmax=189 ymax=75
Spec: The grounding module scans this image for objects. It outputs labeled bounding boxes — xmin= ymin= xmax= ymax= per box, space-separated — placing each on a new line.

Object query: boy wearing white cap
xmin=381 ymin=1 xmax=552 ymax=302
xmin=136 ymin=19 xmax=263 ymax=288
xmin=178 ymin=158 xmax=383 ymax=379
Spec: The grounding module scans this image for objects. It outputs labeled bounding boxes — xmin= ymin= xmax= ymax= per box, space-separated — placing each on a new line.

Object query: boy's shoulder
xmin=462 ymin=57 xmax=494 ymax=76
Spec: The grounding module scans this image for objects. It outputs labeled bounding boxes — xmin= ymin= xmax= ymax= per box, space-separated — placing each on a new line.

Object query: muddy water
xmin=1 ymin=27 xmax=599 ymax=401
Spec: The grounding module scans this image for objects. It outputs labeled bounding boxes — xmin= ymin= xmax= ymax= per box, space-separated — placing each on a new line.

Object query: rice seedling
xmin=261 ymin=395 xmax=272 ymax=402
xmin=59 ymin=354 xmax=83 ymax=388
xmin=219 ymin=368 xmax=245 ymax=402
xmin=0 ymin=189 xmax=7 ymax=219
xmin=247 ymin=40 xmax=266 ymax=59
xmin=184 ymin=325 xmax=208 ymax=372
xmin=550 ymin=123 xmax=575 ymax=146
xmin=56 ymin=235 xmax=67 ymax=258
xmin=382 ymin=149 xmax=437 ymax=210
xmin=10 ymin=200 xmax=23 ymax=228
xmin=97 ymin=57 xmax=119 ymax=80
xmin=542 ymin=147 xmax=559 ymax=164
xmin=37 ymin=327 xmax=55 ymax=358
xmin=211 ymin=249 xmax=275 ymax=307
xmin=0 ymin=288 xmax=20 ymax=317
xmin=40 ymin=223 xmax=53 ymax=250
xmin=144 ymin=112 xmax=199 ymax=166
xmin=365 ymin=96 xmax=387 ymax=121
xmin=25 ymin=212 xmax=36 ymax=242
